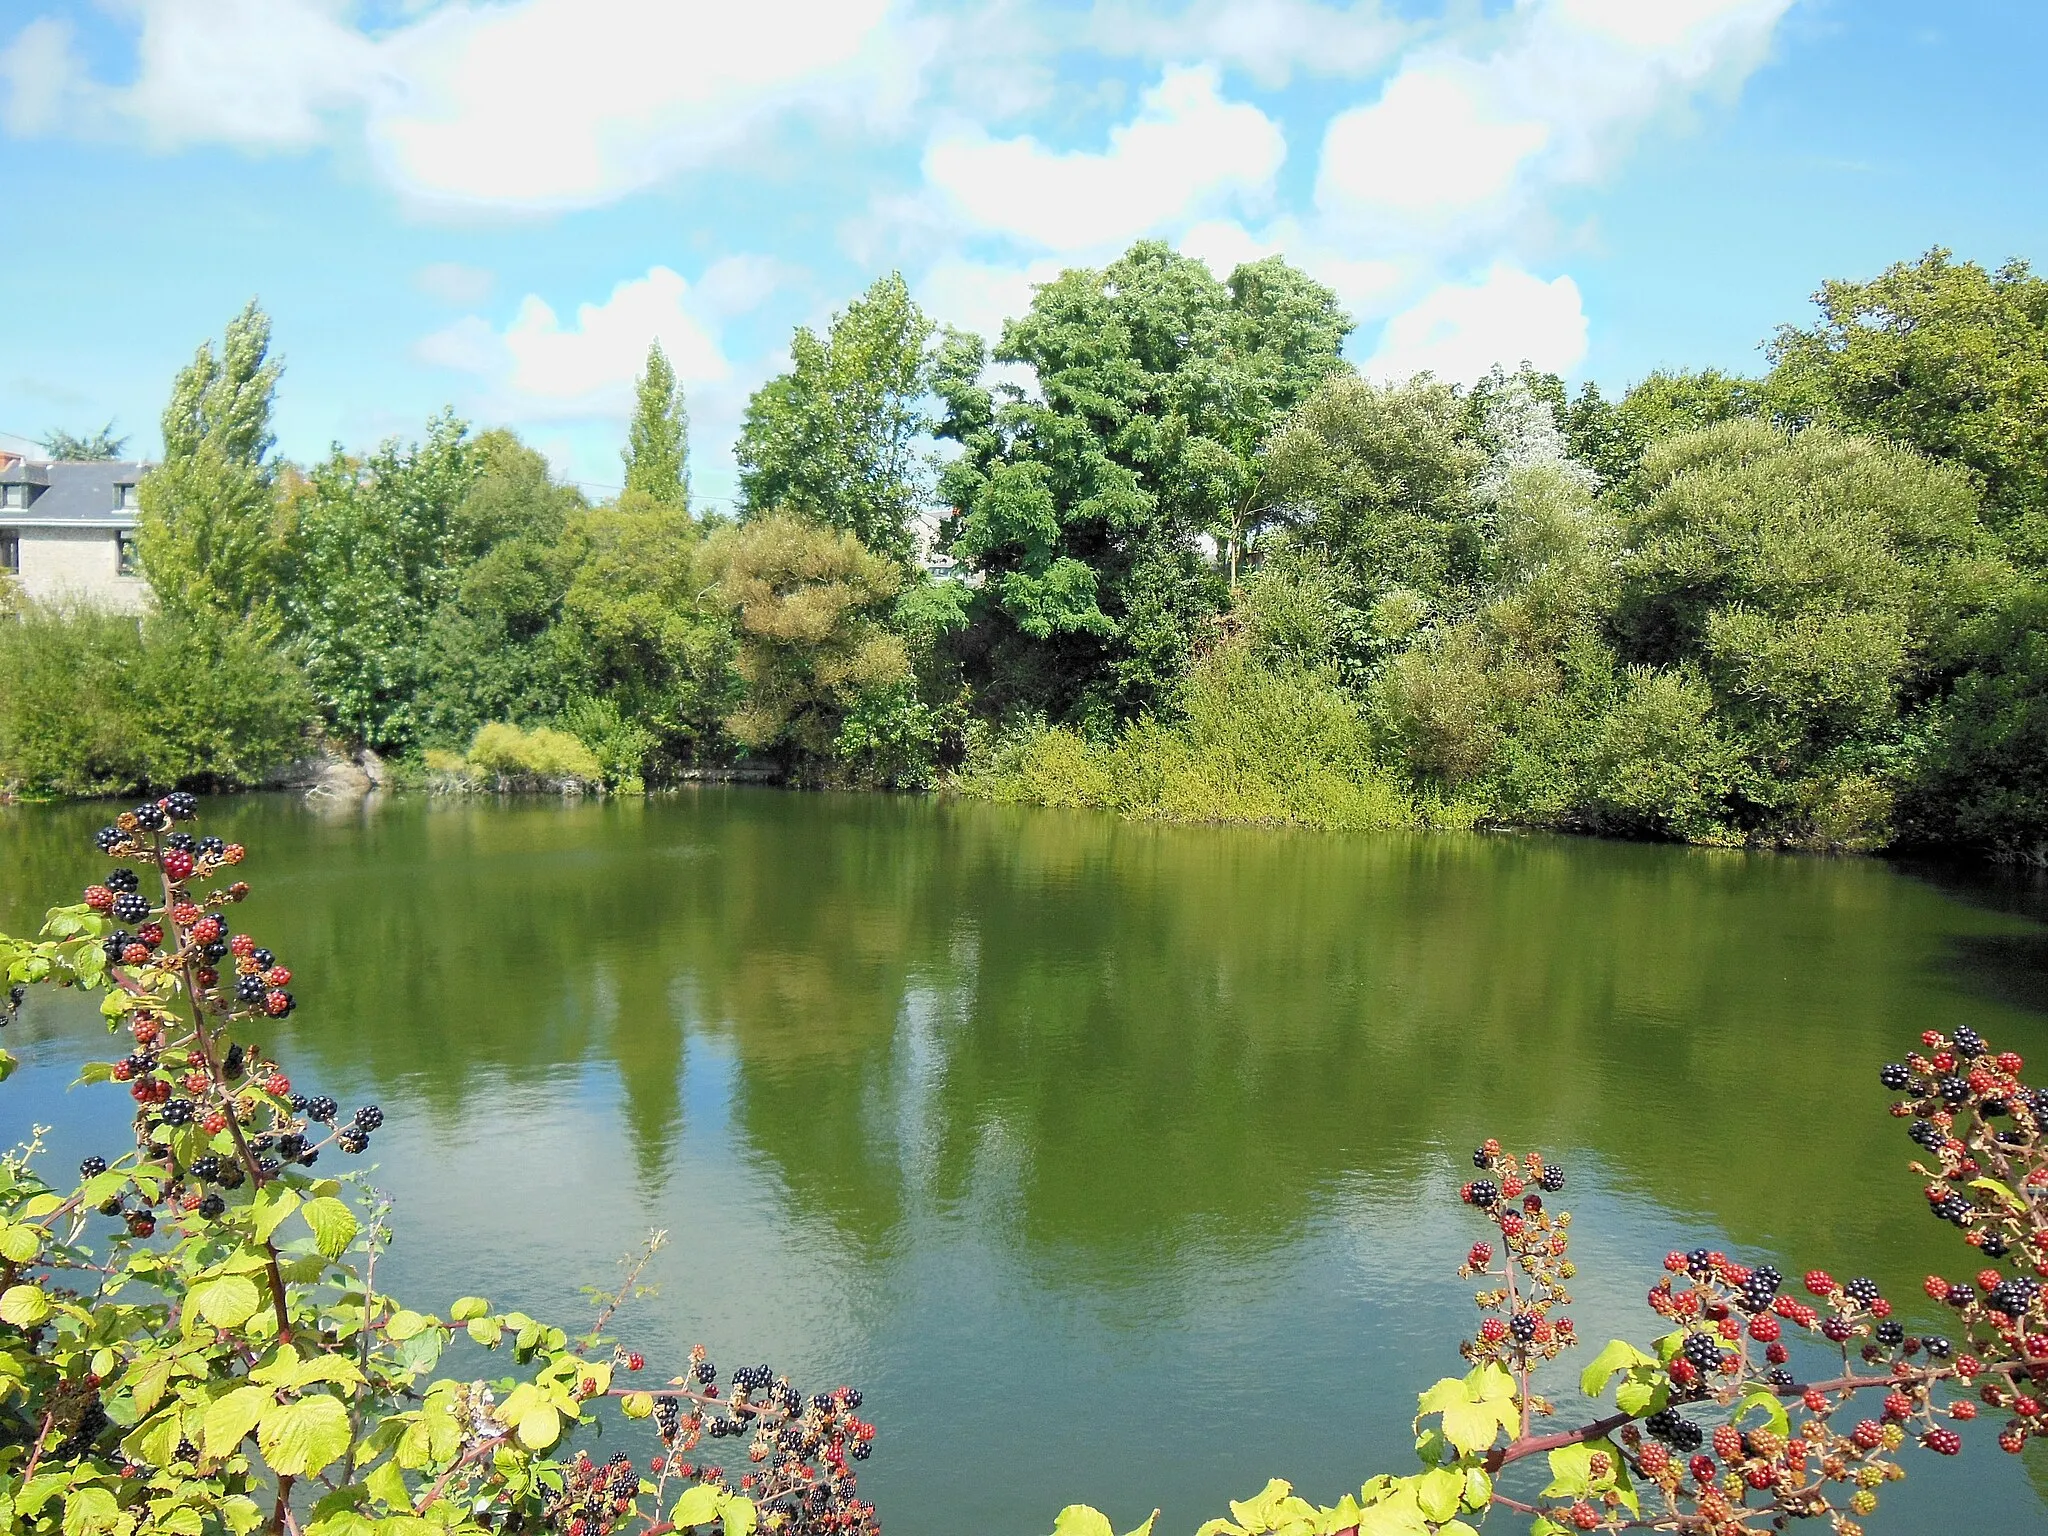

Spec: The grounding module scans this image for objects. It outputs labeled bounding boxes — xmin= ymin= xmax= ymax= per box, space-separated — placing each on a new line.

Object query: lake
xmin=5 ymin=790 xmax=2048 ymax=1532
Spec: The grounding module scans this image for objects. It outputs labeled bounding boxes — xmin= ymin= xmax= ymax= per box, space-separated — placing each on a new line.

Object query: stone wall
xmin=11 ymin=527 xmax=149 ymax=613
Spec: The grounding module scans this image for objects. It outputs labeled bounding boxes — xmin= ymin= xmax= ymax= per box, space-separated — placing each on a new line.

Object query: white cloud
xmin=122 ymin=0 xmax=378 ymax=150
xmin=694 ymin=255 xmax=808 ymax=319
xmin=1178 ymin=219 xmax=1406 ymax=321
xmin=414 ymin=262 xmax=496 ymax=306
xmin=1318 ymin=68 xmax=1550 ymax=218
xmin=418 ymin=265 xmax=733 ymax=419
xmin=371 ymin=0 xmax=919 ymax=209
xmin=1316 ymin=0 xmax=1792 ymax=242
xmin=22 ymin=0 xmax=926 ymax=209
xmin=1086 ymin=0 xmax=1408 ymax=88
xmin=1365 ymin=265 xmax=1588 ymax=385
xmin=0 ymin=17 xmax=91 ymax=136
xmin=915 ymin=256 xmax=1069 ymax=343
xmin=923 ymin=65 xmax=1285 ymax=253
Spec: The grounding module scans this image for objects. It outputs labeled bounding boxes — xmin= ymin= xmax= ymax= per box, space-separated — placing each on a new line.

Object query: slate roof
xmin=0 ymin=460 xmax=151 ymax=526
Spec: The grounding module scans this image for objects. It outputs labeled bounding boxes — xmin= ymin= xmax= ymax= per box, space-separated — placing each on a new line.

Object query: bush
xmin=0 ymin=605 xmax=312 ymax=798
xmin=465 ymin=722 xmax=603 ymax=786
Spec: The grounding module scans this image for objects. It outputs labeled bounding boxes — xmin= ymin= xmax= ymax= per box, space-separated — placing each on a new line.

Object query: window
xmin=115 ymin=483 xmax=139 ymax=510
xmin=1 ymin=531 xmax=17 ymax=574
xmin=116 ymin=532 xmax=139 ymax=577
xmin=0 ymin=485 xmax=24 ymax=510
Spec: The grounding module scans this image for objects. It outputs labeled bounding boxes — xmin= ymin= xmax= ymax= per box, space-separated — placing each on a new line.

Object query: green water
xmin=5 ymin=791 xmax=2048 ymax=1532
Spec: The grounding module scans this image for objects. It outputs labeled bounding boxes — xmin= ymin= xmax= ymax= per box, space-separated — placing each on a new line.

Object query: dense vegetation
xmin=1 ymin=246 xmax=2044 ymax=857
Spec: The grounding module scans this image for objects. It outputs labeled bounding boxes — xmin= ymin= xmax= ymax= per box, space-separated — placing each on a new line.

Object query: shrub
xmin=465 ymin=722 xmax=603 ymax=786
xmin=0 ymin=804 xmax=879 ymax=1536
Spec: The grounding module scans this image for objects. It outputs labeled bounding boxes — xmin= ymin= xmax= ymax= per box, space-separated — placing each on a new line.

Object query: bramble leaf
xmin=301 ymin=1197 xmax=358 ymax=1259
xmin=673 ymin=1485 xmax=725 ymax=1527
xmin=259 ymin=1393 xmax=351 ymax=1477
xmin=723 ymin=1497 xmax=758 ymax=1536
xmin=1051 ymin=1509 xmax=1114 ymax=1536
xmin=1 ymin=1284 xmax=51 ymax=1326
xmin=205 ymin=1385 xmax=272 ymax=1457
xmin=191 ymin=1275 xmax=263 ymax=1330
xmin=1579 ymin=1338 xmax=1657 ymax=1399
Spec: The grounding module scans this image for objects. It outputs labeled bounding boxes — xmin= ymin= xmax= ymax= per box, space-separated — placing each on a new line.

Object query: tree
xmin=700 ymin=513 xmax=910 ymax=765
xmin=623 ymin=341 xmax=689 ymax=509
xmin=940 ymin=243 xmax=1350 ymax=726
xmin=1612 ymin=419 xmax=2010 ymax=843
xmin=277 ymin=412 xmax=483 ymax=750
xmin=1768 ymin=249 xmax=2048 ymax=549
xmin=135 ymin=301 xmax=285 ymax=623
xmin=1261 ymin=374 xmax=1485 ymax=610
xmin=38 ymin=422 xmax=129 ymax=461
xmin=736 ymin=274 xmax=937 ymax=561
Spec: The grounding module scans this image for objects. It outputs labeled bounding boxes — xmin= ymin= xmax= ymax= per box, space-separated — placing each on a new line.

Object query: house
xmin=0 ymin=454 xmax=151 ymax=612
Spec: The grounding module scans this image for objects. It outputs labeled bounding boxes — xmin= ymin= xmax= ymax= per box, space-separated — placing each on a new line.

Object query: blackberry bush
xmin=0 ymin=804 xmax=877 ymax=1536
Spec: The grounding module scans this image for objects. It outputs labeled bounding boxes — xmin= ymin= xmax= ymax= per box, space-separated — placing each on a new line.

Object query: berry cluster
xmin=639 ymin=1346 xmax=878 ymax=1536
xmin=1459 ymin=1141 xmax=1577 ymax=1371
xmin=74 ymin=803 xmax=383 ymax=1228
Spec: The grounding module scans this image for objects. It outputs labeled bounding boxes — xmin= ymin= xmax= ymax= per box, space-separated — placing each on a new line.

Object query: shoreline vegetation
xmin=4 ymin=244 xmax=2047 ymax=861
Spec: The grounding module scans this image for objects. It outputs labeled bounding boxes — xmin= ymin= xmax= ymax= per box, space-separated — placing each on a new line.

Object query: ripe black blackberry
xmin=850 ymin=1441 xmax=871 ymax=1461
xmin=198 ymin=1194 xmax=225 ymax=1219
xmin=165 ymin=792 xmax=198 ymax=820
xmin=252 ymin=949 xmax=274 ymax=969
xmin=1842 ymin=1276 xmax=1882 ymax=1306
xmin=1924 ymin=1335 xmax=1953 ymax=1359
xmin=111 ymin=892 xmax=151 ymax=924
xmin=842 ymin=1388 xmax=862 ymax=1409
xmin=1955 ymin=1026 xmax=1986 ymax=1058
xmin=1909 ymin=1119 xmax=1944 ymax=1149
xmin=235 ymin=975 xmax=266 ymax=1003
xmin=1946 ymin=1283 xmax=1977 ymax=1308
xmin=1935 ymin=1193 xmax=1972 ymax=1223
xmin=159 ymin=1099 xmax=195 ymax=1126
xmin=1681 ymin=1331 xmax=1722 ymax=1372
xmin=654 ymin=1398 xmax=683 ymax=1438
xmin=106 ymin=869 xmax=140 ymax=894
xmin=102 ymin=934 xmax=130 ymax=964
xmin=1880 ymin=1062 xmax=1911 ymax=1091
xmin=165 ymin=832 xmax=197 ymax=853
xmin=256 ymin=1156 xmax=281 ymax=1176
xmin=1983 ymin=1232 xmax=2010 ymax=1257
xmin=1472 ymin=1147 xmax=1490 ymax=1169
xmin=95 ymin=826 xmax=124 ymax=852
xmin=695 ymin=1360 xmax=719 ymax=1384
xmin=132 ymin=802 xmax=168 ymax=831
xmin=354 ymin=1105 xmax=384 ymax=1132
xmin=1465 ymin=1180 xmax=1499 ymax=1209
xmin=1509 ymin=1312 xmax=1536 ymax=1342
xmin=1765 ymin=1367 xmax=1795 ymax=1389
xmin=80 ymin=1155 xmax=107 ymax=1178
xmin=1685 ymin=1247 xmax=1713 ymax=1280
xmin=1538 ymin=1165 xmax=1565 ymax=1193
xmin=306 ymin=1096 xmax=338 ymax=1123
xmin=1938 ymin=1076 xmax=1969 ymax=1105
xmin=338 ymin=1127 xmax=368 ymax=1154
xmin=223 ymin=1043 xmax=245 ymax=1078
xmin=276 ymin=1133 xmax=307 ymax=1161
xmin=215 ymin=1162 xmax=245 ymax=1190
xmin=191 ymin=1155 xmax=224 ymax=1182
xmin=289 ymin=1093 xmax=309 ymax=1113
xmin=202 ymin=940 xmax=229 ymax=963
xmin=98 ymin=1196 xmax=124 ymax=1216
xmin=198 ymin=836 xmax=225 ymax=858
xmin=1875 ymin=1321 xmax=1905 ymax=1346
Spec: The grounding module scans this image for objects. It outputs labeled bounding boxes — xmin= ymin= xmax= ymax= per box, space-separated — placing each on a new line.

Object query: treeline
xmin=1 ymin=245 xmax=2043 ymax=857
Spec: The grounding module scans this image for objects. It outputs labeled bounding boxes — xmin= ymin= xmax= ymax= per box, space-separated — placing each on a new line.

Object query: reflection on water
xmin=5 ymin=791 xmax=2048 ymax=1532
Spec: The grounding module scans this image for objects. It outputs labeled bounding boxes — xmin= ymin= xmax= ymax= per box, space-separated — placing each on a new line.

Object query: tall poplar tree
xmin=622 ymin=342 xmax=689 ymax=509
xmin=136 ymin=301 xmax=284 ymax=622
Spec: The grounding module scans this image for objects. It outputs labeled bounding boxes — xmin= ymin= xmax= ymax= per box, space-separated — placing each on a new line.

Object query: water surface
xmin=5 ymin=792 xmax=2048 ymax=1532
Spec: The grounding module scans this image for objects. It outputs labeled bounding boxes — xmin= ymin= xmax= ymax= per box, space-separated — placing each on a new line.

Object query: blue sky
xmin=2 ymin=0 xmax=2044 ymax=510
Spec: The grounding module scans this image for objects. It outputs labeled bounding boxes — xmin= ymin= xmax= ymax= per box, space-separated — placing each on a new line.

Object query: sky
xmin=2 ymin=0 xmax=2045 ymax=511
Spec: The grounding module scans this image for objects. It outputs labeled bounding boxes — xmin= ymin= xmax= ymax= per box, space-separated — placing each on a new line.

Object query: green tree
xmin=1612 ymin=419 xmax=2011 ymax=843
xmin=701 ymin=512 xmax=911 ymax=767
xmin=623 ymin=341 xmax=689 ymax=508
xmin=1260 ymin=373 xmax=1485 ymax=610
xmin=941 ymin=243 xmax=1350 ymax=726
xmin=737 ymin=273 xmax=937 ymax=560
xmin=135 ymin=301 xmax=285 ymax=622
xmin=1768 ymin=249 xmax=2048 ymax=549
xmin=277 ymin=412 xmax=482 ymax=750
xmin=38 ymin=422 xmax=129 ymax=461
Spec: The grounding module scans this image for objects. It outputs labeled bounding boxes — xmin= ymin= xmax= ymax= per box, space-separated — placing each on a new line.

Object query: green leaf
xmin=0 ymin=1284 xmax=51 ymax=1326
xmin=722 ymin=1497 xmax=758 ymax=1536
xmin=385 ymin=1309 xmax=431 ymax=1342
xmin=0 ymin=1223 xmax=41 ymax=1264
xmin=1614 ymin=1377 xmax=1665 ymax=1416
xmin=1122 ymin=1514 xmax=1160 ymax=1536
xmin=251 ymin=1186 xmax=300 ymax=1243
xmin=1413 ymin=1468 xmax=1460 ymax=1523
xmin=205 ymin=1385 xmax=272 ymax=1457
xmin=190 ymin=1275 xmax=263 ymax=1330
xmin=449 ymin=1296 xmax=490 ymax=1322
xmin=62 ymin=1486 xmax=121 ymax=1536
xmin=621 ymin=1392 xmax=654 ymax=1419
xmin=300 ymin=1197 xmax=358 ymax=1260
xmin=1970 ymin=1177 xmax=2027 ymax=1212
xmin=466 ymin=1316 xmax=503 ymax=1347
xmin=1052 ymin=1509 xmax=1114 ymax=1536
xmin=673 ymin=1485 xmax=725 ymax=1528
xmin=366 ymin=1457 xmax=410 ymax=1510
xmin=513 ymin=1401 xmax=561 ymax=1451
xmin=220 ymin=1497 xmax=265 ymax=1536
xmin=259 ymin=1394 xmax=352 ymax=1477
xmin=124 ymin=1409 xmax=181 ymax=1469
xmin=1429 ymin=1364 xmax=1519 ymax=1457
xmin=1579 ymin=1338 xmax=1658 ymax=1399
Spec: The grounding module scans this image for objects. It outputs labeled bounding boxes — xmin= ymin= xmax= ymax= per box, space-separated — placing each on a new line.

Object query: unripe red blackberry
xmin=1922 ymin=1427 xmax=1963 ymax=1455
xmin=162 ymin=849 xmax=194 ymax=882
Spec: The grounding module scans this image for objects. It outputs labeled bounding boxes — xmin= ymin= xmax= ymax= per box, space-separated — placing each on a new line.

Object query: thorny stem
xmin=578 ymin=1229 xmax=668 ymax=1355
xmin=20 ymin=1410 xmax=55 ymax=1482
xmin=339 ymin=1195 xmax=389 ymax=1489
xmin=268 ymin=1474 xmax=295 ymax=1536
